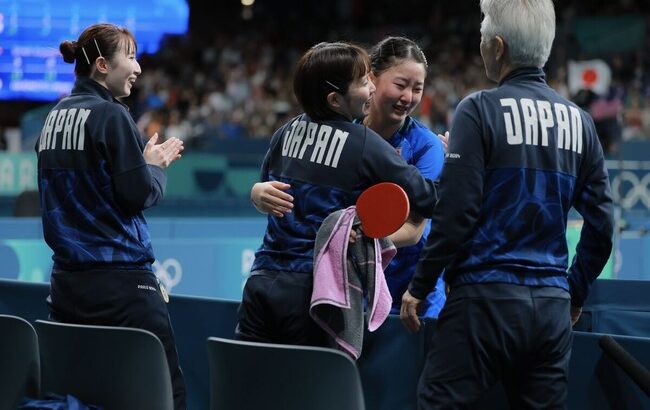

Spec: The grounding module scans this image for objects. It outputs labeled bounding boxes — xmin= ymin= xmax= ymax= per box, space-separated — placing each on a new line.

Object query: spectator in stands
xmin=622 ymin=85 xmax=650 ymax=143
xmin=575 ymin=88 xmax=624 ymax=156
xmin=401 ymin=0 xmax=614 ymax=407
xmin=35 ymin=23 xmax=186 ymax=409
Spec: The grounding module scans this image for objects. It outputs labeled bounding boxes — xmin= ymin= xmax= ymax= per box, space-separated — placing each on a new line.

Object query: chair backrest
xmin=357 ymin=315 xmax=428 ymax=410
xmin=206 ymin=337 xmax=365 ymax=410
xmin=0 ymin=279 xmax=50 ymax=322
xmin=0 ymin=314 xmax=40 ymax=409
xmin=569 ymin=331 xmax=650 ymax=410
xmin=167 ymin=294 xmax=240 ymax=410
xmin=13 ymin=190 xmax=41 ymax=217
xmin=35 ymin=320 xmax=173 ymax=410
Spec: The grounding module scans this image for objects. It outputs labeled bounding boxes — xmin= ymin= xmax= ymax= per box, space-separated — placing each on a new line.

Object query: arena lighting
xmin=241 ymin=0 xmax=255 ymax=6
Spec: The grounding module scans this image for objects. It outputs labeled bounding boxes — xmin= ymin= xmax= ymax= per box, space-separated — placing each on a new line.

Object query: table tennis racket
xmin=355 ymin=182 xmax=410 ymax=238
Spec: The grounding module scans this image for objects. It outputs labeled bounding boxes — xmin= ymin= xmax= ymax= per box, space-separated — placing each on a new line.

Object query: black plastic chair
xmin=0 ymin=278 xmax=50 ymax=322
xmin=167 ymin=295 xmax=240 ymax=410
xmin=206 ymin=337 xmax=366 ymax=410
xmin=0 ymin=314 xmax=40 ymax=409
xmin=357 ymin=315 xmax=429 ymax=410
xmin=35 ymin=320 xmax=173 ymax=410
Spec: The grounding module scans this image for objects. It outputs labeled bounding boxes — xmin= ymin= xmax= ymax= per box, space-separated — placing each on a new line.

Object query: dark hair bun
xmin=59 ymin=40 xmax=77 ymax=63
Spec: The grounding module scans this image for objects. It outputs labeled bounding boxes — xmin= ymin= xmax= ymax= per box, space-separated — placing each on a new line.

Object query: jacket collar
xmin=386 ymin=116 xmax=413 ymax=147
xmin=498 ymin=67 xmax=546 ymax=86
xmin=70 ymin=77 xmax=129 ymax=110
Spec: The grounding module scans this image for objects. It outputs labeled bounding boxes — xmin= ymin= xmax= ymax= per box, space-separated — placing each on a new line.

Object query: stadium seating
xmin=206 ymin=336 xmax=366 ymax=410
xmin=0 ymin=314 xmax=40 ymax=409
xmin=35 ymin=320 xmax=174 ymax=410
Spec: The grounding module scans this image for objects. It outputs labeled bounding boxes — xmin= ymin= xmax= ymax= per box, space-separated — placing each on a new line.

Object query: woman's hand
xmin=349 ymin=228 xmax=358 ymax=244
xmin=438 ymin=131 xmax=449 ymax=153
xmin=571 ymin=305 xmax=582 ymax=326
xmin=143 ymin=133 xmax=184 ymax=168
xmin=400 ymin=290 xmax=423 ymax=333
xmin=388 ymin=212 xmax=426 ymax=248
xmin=251 ymin=181 xmax=293 ymax=217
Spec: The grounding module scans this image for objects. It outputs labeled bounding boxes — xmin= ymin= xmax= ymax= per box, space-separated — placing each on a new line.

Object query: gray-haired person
xmin=400 ymin=0 xmax=614 ymax=407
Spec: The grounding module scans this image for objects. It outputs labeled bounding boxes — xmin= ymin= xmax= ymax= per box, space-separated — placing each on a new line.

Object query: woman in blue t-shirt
xmin=363 ymin=36 xmax=447 ymax=318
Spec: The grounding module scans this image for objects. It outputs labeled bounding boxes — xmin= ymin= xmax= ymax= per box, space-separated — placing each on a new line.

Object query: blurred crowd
xmin=125 ymin=2 xmax=650 ymax=156
xmin=129 ymin=32 xmax=301 ymax=150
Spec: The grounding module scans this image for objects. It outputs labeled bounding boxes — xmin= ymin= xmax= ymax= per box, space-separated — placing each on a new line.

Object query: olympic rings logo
xmin=153 ymin=258 xmax=183 ymax=292
xmin=610 ymin=171 xmax=650 ymax=210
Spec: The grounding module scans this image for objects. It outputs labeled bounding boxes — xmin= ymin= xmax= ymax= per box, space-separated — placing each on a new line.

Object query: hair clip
xmin=325 ymin=80 xmax=341 ymax=91
xmin=93 ymin=38 xmax=103 ymax=58
xmin=81 ymin=47 xmax=91 ymax=64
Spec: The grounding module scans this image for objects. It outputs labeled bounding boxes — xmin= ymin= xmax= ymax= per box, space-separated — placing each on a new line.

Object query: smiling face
xmin=102 ymin=37 xmax=141 ymax=98
xmin=370 ymin=59 xmax=426 ymax=125
xmin=338 ymin=73 xmax=376 ymax=120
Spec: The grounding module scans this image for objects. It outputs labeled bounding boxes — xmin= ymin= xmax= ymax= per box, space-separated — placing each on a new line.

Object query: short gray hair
xmin=480 ymin=0 xmax=555 ymax=67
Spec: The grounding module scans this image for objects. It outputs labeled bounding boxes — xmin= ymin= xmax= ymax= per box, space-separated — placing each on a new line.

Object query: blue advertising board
xmin=2 ymin=217 xmax=642 ymax=301
xmin=0 ymin=237 xmax=263 ymax=300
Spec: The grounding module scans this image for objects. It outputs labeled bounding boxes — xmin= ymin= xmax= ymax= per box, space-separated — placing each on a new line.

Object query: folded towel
xmin=310 ymin=206 xmax=395 ymax=359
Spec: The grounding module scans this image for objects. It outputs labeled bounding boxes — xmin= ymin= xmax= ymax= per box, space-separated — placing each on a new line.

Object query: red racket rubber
xmin=356 ymin=182 xmax=410 ymax=238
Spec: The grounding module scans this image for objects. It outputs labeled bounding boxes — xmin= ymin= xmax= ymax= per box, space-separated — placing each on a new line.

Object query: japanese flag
xmin=568 ymin=59 xmax=611 ymax=96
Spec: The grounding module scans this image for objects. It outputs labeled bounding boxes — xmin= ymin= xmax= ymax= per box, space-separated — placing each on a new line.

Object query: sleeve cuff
xmin=147 ymin=164 xmax=167 ymax=193
xmin=408 ymin=264 xmax=440 ymax=300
